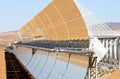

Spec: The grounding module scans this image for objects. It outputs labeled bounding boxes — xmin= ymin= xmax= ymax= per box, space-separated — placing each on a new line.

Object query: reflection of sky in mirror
xmin=0 ymin=0 xmax=119 ymax=32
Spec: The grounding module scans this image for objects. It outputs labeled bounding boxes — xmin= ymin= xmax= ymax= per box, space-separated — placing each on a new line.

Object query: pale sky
xmin=0 ymin=0 xmax=120 ymax=32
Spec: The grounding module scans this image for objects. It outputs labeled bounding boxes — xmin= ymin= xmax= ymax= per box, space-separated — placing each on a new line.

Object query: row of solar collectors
xmin=13 ymin=46 xmax=89 ymax=79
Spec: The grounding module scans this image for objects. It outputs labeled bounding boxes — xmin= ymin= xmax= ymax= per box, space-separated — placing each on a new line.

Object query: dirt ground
xmin=0 ymin=46 xmax=6 ymax=79
xmin=106 ymin=69 xmax=120 ymax=79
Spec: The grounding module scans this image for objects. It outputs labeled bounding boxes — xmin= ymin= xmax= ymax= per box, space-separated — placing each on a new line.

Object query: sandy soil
xmin=0 ymin=46 xmax=6 ymax=79
xmin=0 ymin=31 xmax=16 ymax=79
xmin=106 ymin=69 xmax=120 ymax=79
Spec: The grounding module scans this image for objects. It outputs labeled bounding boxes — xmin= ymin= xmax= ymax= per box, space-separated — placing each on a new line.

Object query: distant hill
xmin=0 ymin=31 xmax=17 ymax=46
xmin=106 ymin=22 xmax=120 ymax=30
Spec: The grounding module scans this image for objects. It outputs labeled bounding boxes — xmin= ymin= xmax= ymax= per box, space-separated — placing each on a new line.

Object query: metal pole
xmin=106 ymin=39 xmax=109 ymax=62
xmin=88 ymin=67 xmax=90 ymax=79
xmin=17 ymin=31 xmax=23 ymax=42
xmin=114 ymin=39 xmax=117 ymax=61
xmin=102 ymin=39 xmax=105 ymax=62
xmin=118 ymin=39 xmax=120 ymax=68
xmin=95 ymin=57 xmax=98 ymax=79
xmin=88 ymin=55 xmax=91 ymax=79
xmin=110 ymin=39 xmax=113 ymax=60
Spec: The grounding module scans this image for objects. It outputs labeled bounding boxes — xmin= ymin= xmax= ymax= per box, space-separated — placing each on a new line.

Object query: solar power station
xmin=5 ymin=0 xmax=120 ymax=79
